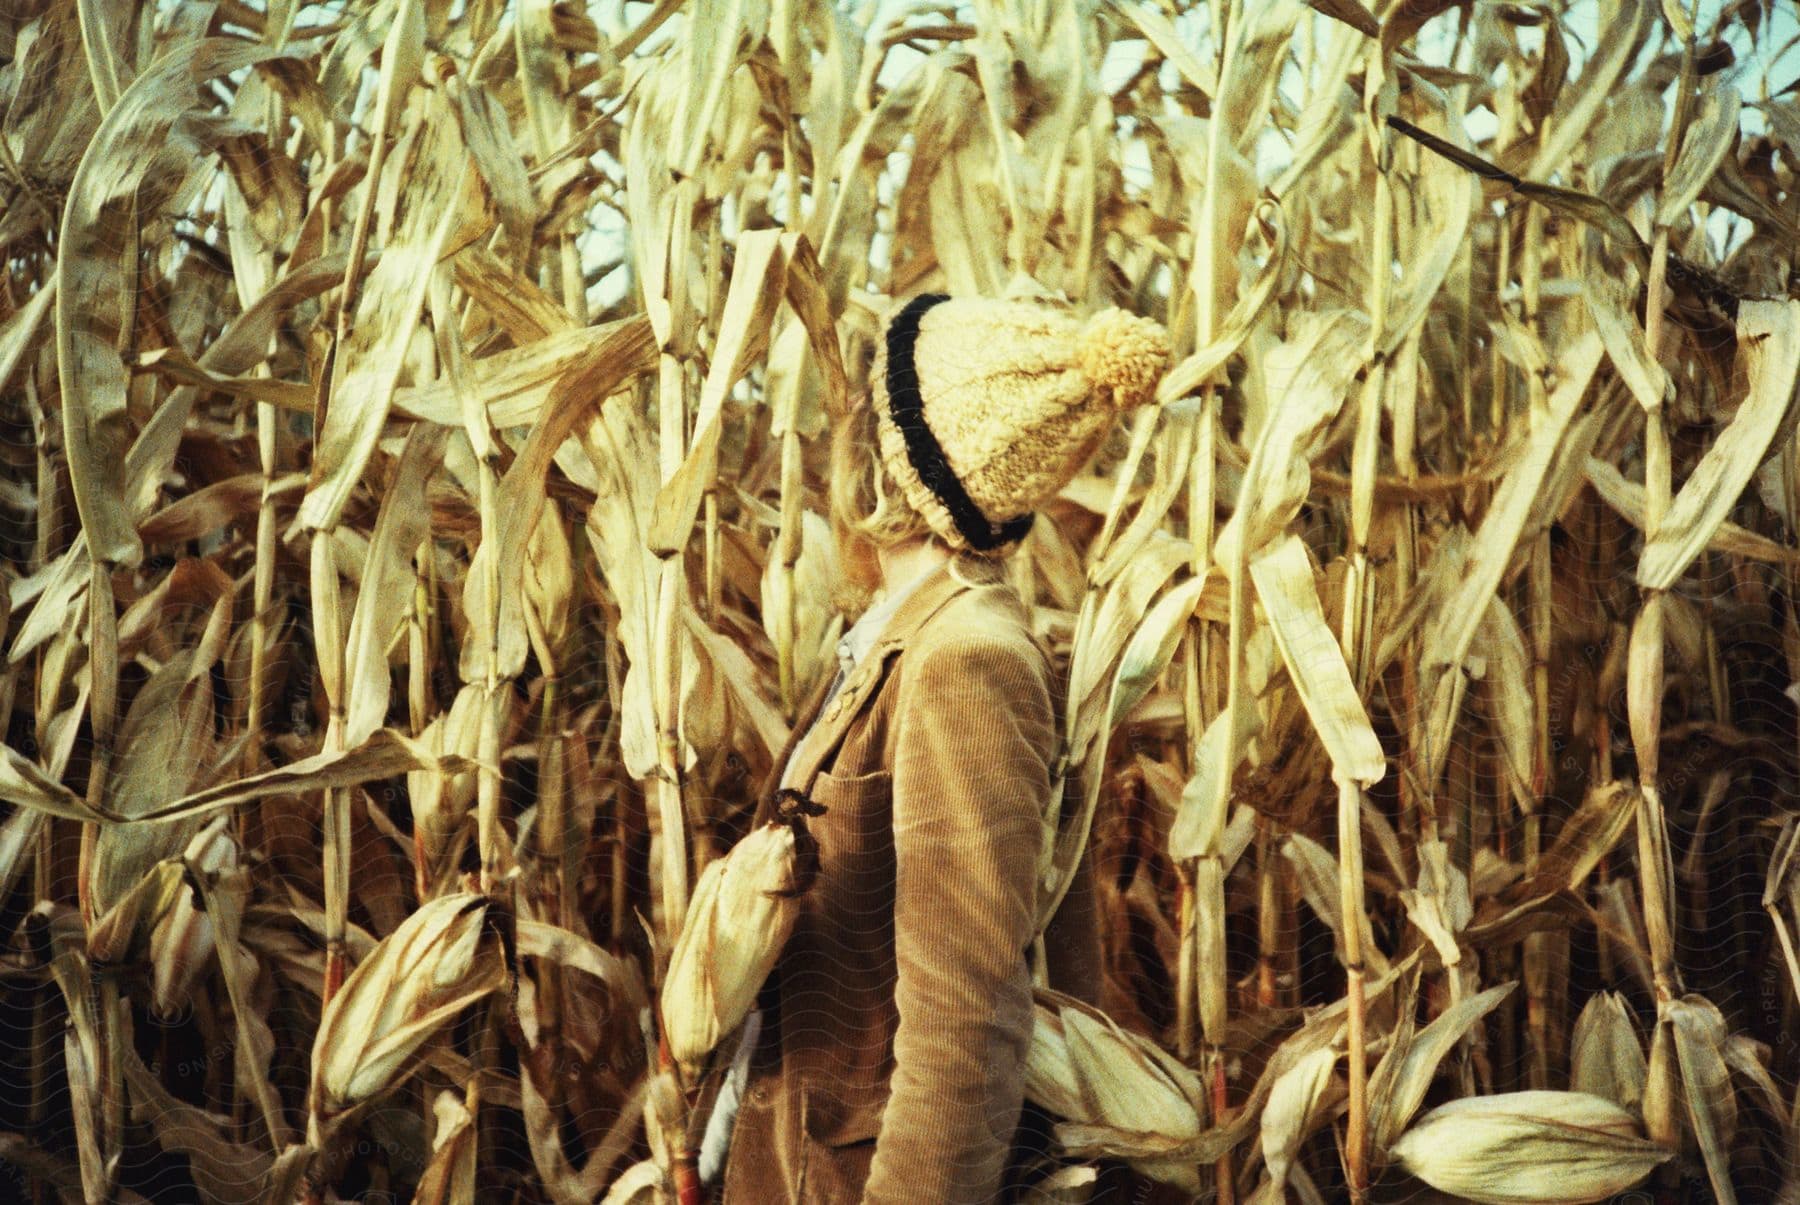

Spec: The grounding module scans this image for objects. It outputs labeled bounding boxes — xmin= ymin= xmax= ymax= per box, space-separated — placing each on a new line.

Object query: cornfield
xmin=1 ymin=0 xmax=1798 ymax=1200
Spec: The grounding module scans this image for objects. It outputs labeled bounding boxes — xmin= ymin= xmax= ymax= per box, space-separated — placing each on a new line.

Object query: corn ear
xmin=1024 ymin=987 xmax=1205 ymax=1190
xmin=1570 ymin=993 xmax=1647 ymax=1112
xmin=660 ymin=814 xmax=812 ymax=1079
xmin=1389 ymin=1090 xmax=1670 ymax=1204
xmin=308 ymin=892 xmax=507 ymax=1132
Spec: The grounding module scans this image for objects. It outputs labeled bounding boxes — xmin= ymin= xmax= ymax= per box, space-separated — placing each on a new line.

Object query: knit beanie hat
xmin=872 ymin=294 xmax=1172 ymax=553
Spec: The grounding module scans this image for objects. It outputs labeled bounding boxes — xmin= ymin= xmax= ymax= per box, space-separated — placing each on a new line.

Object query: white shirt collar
xmin=834 ymin=559 xmax=944 ymax=674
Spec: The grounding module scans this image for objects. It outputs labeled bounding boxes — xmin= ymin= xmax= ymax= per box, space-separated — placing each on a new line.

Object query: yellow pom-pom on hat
xmin=1079 ymin=307 xmax=1172 ymax=408
xmin=873 ymin=294 xmax=1172 ymax=553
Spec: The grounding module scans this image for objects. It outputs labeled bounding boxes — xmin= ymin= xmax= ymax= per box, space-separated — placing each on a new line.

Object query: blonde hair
xmin=828 ymin=387 xmax=1008 ymax=613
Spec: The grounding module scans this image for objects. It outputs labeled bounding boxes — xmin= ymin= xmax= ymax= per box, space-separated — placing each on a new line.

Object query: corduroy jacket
xmin=695 ymin=549 xmax=1101 ymax=1204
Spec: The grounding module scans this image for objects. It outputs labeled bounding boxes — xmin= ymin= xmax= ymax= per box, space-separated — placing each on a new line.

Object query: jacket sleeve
xmin=862 ymin=632 xmax=1055 ymax=1205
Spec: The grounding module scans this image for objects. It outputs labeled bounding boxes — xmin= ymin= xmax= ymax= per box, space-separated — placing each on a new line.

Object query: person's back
xmin=699 ymin=293 xmax=1168 ymax=1203
xmin=712 ymin=556 xmax=1053 ymax=1203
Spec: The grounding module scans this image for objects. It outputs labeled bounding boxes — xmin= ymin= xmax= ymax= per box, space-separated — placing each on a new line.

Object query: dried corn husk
xmin=1025 ymin=987 xmax=1206 ymax=1191
xmin=408 ymin=683 xmax=504 ymax=890
xmin=1666 ymin=993 xmax=1740 ymax=1205
xmin=413 ymin=1088 xmax=477 ymax=1205
xmin=308 ymin=892 xmax=508 ymax=1132
xmin=660 ymin=803 xmax=817 ymax=1079
xmin=1261 ymin=1046 xmax=1339 ymax=1194
xmin=1389 ymin=1090 xmax=1670 ymax=1204
xmin=599 ymin=1159 xmax=667 ymax=1205
xmin=148 ymin=817 xmax=236 ymax=1016
xmin=1571 ymin=993 xmax=1647 ymax=1112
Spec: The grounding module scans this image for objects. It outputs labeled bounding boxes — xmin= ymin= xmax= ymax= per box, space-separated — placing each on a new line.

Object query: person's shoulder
xmin=911 ymin=581 xmax=1048 ymax=675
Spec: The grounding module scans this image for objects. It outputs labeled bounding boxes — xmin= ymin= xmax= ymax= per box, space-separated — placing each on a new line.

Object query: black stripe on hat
xmin=884 ymin=293 xmax=1035 ymax=552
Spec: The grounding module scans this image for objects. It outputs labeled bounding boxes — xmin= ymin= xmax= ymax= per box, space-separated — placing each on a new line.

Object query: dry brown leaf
xmin=413 ymin=1089 xmax=478 ymax=1205
xmin=1665 ymin=994 xmax=1740 ymax=1205
xmin=57 ymin=39 xmax=291 ymax=567
xmin=460 ymin=315 xmax=655 ymax=685
xmin=1372 ymin=982 xmax=1514 ymax=1153
xmin=1656 ymin=84 xmax=1742 ymax=229
xmin=1283 ymin=833 xmax=1391 ymax=978
xmin=300 ymin=81 xmax=493 ymax=533
xmin=1261 ymin=1046 xmax=1339 ymax=1192
xmin=342 ymin=425 xmax=445 ymax=746
xmin=1217 ymin=310 xmax=1368 ymax=570
xmin=1249 ymin=535 xmax=1385 ymax=786
xmin=1638 ymin=300 xmax=1800 ymax=591
xmin=1585 ymin=456 xmax=1799 ymax=568
xmin=1416 ymin=334 xmax=1603 ymax=787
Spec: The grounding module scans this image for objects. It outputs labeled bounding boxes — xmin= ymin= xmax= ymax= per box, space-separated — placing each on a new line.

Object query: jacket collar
xmin=834 ymin=556 xmax=943 ymax=674
xmin=757 ymin=551 xmax=1006 ymax=819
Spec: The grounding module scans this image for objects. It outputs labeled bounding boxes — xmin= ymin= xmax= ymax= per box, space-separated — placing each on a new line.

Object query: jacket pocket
xmin=798 ymin=1082 xmax=886 ymax=1205
xmin=806 ymin=766 xmax=895 ymax=868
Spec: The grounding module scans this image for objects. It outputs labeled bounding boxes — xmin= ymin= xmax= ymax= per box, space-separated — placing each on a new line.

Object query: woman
xmin=695 ymin=293 xmax=1170 ymax=1203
